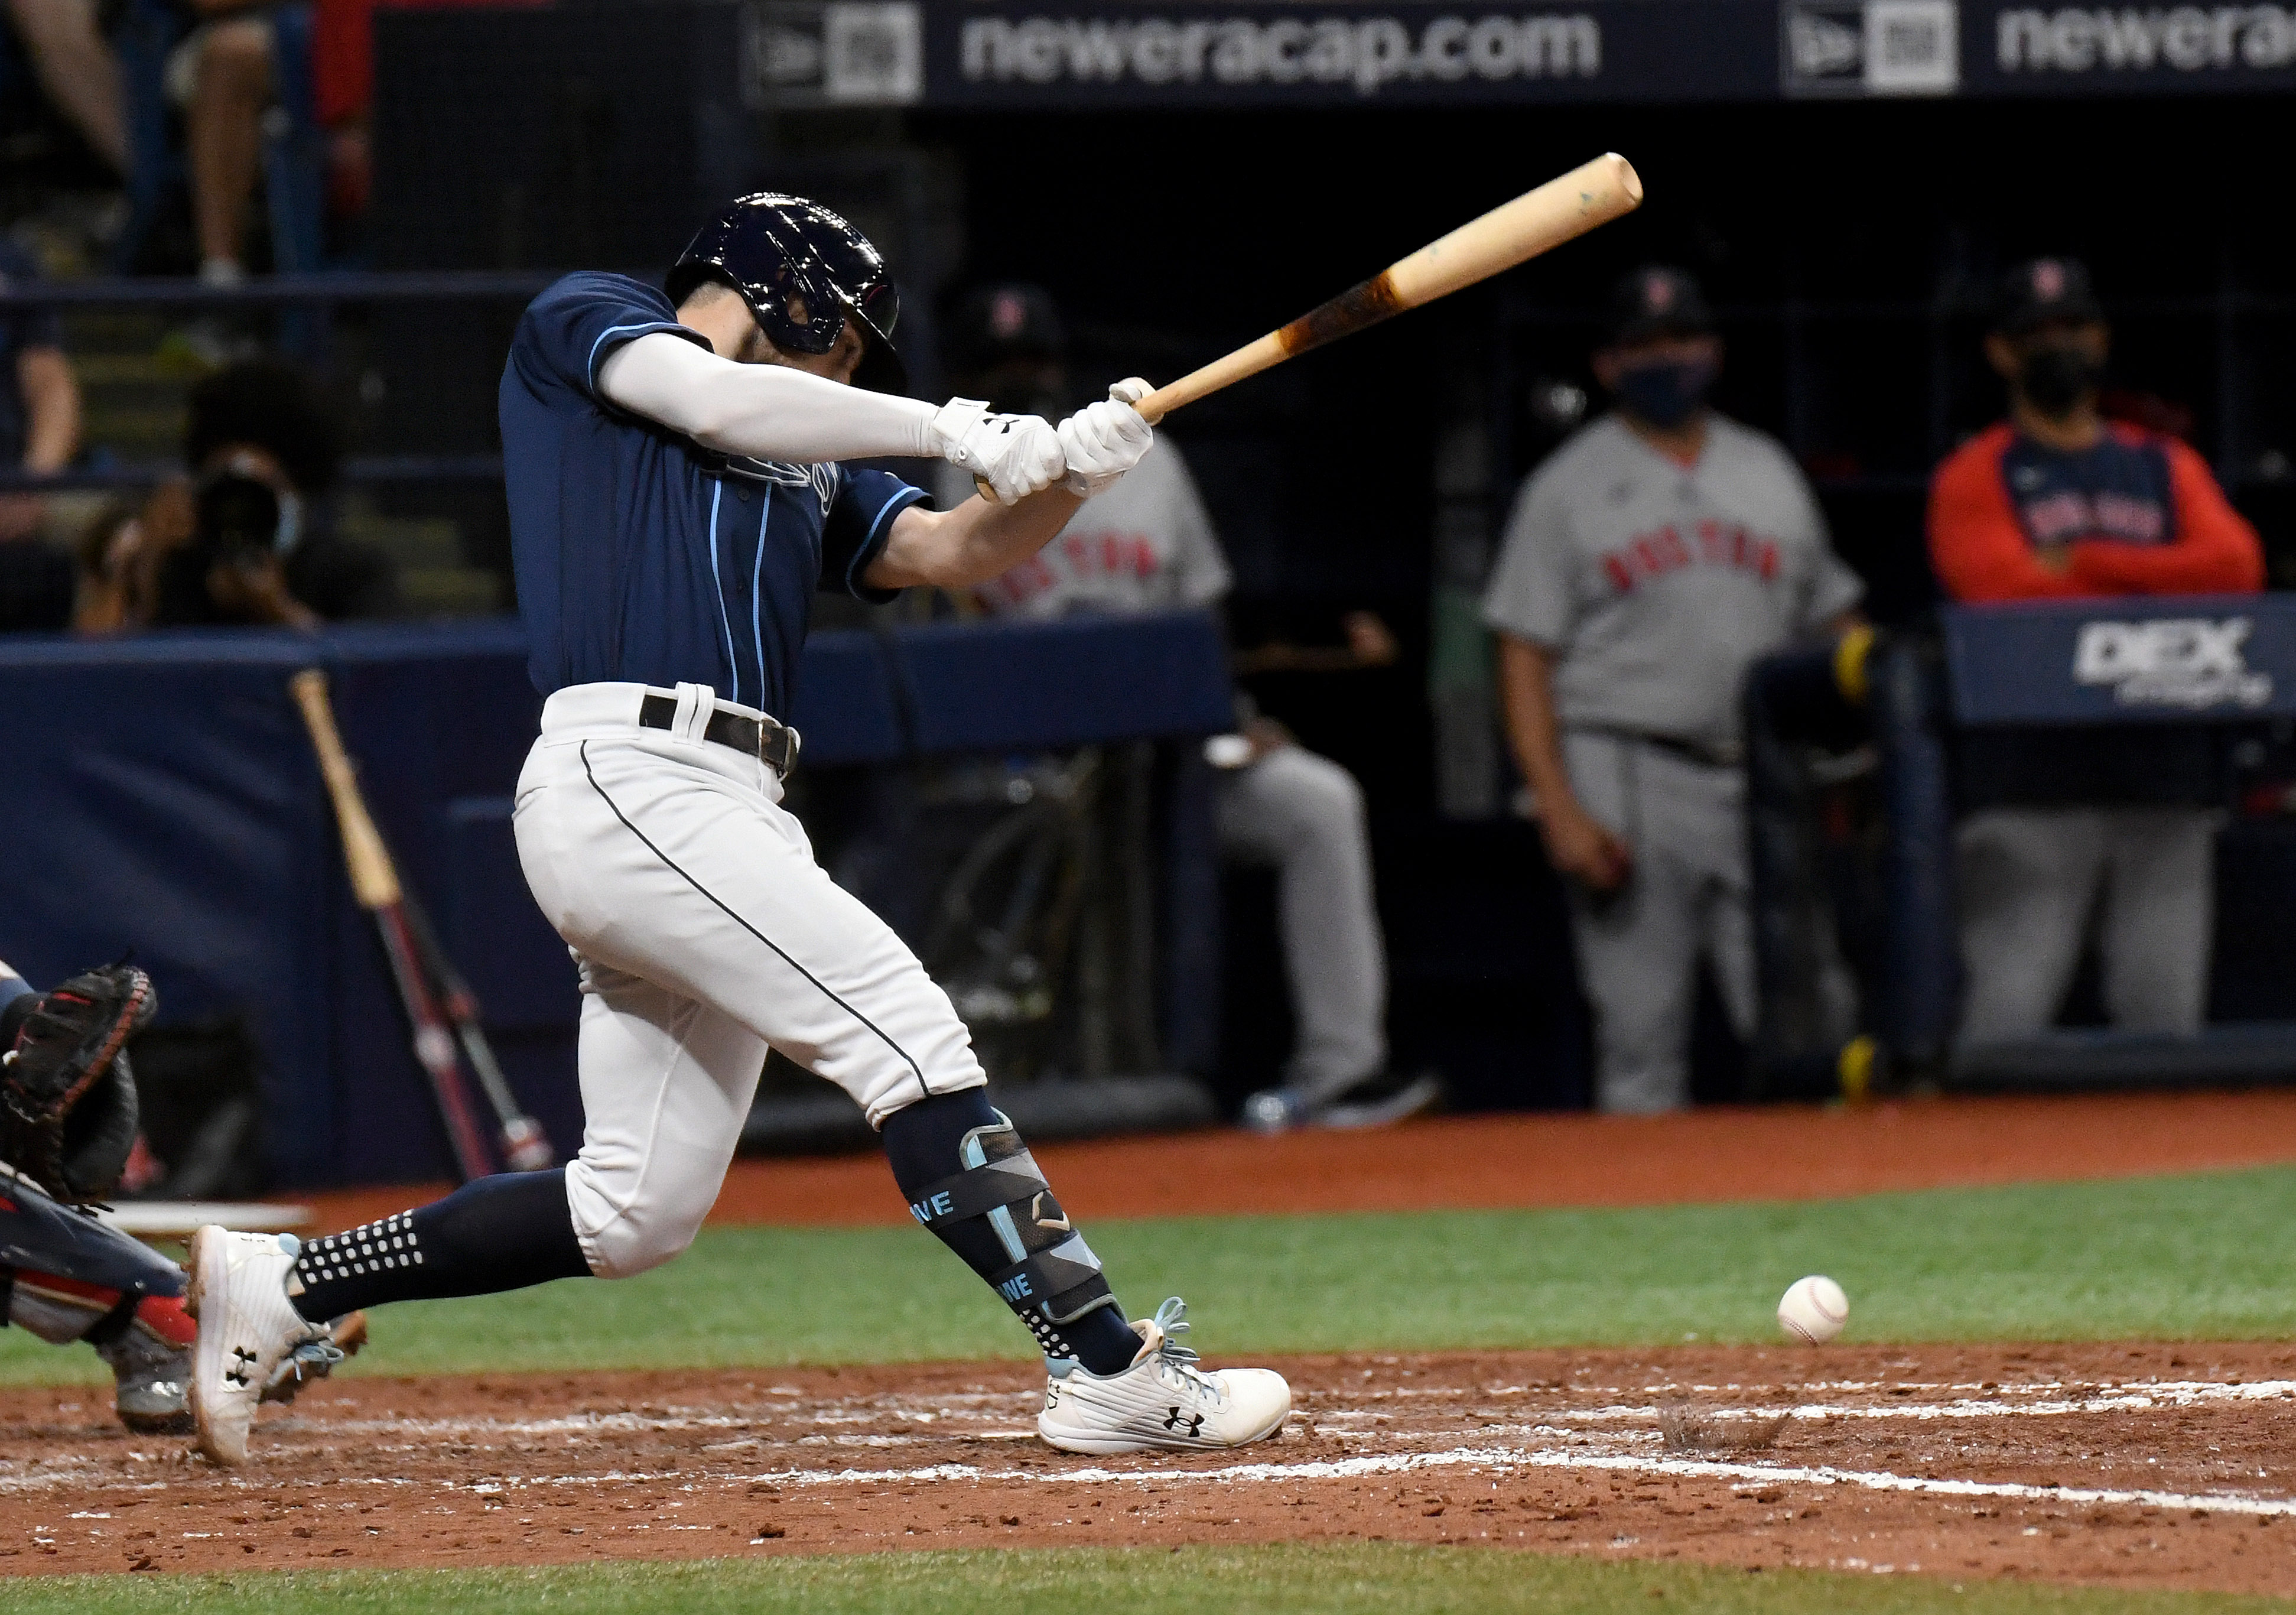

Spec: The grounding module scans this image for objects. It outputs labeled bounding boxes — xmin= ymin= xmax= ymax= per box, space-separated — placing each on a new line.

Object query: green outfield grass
xmin=1 ymin=1546 xmax=2285 ymax=1615
xmin=8 ymin=1164 xmax=2296 ymax=1385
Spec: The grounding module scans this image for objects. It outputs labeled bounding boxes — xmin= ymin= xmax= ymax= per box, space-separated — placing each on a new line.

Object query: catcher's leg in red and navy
xmin=0 ymin=1158 xmax=198 ymax=1433
xmin=188 ymin=684 xmax=1288 ymax=1463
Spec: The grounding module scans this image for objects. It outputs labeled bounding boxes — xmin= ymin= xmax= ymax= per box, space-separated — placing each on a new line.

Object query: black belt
xmin=1570 ymin=725 xmax=1743 ymax=770
xmin=638 ymin=693 xmax=801 ymax=777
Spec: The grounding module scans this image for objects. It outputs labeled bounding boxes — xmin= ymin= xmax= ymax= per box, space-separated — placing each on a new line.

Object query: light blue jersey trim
xmin=750 ymin=496 xmax=770 ymax=712
xmin=582 ymin=319 xmax=694 ymax=394
xmin=706 ymin=480 xmax=737 ymax=705
xmin=849 ymin=485 xmax=929 ymax=597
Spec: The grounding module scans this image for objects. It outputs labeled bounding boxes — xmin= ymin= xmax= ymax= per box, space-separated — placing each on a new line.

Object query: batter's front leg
xmin=551 ymin=732 xmax=1287 ymax=1450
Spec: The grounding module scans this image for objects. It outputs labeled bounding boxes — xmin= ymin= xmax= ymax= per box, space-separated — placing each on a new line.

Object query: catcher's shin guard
xmin=882 ymin=1093 xmax=1129 ymax=1366
xmin=0 ymin=1159 xmax=187 ymax=1300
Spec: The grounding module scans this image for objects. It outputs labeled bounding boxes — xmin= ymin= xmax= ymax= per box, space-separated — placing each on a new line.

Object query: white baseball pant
xmin=1954 ymin=805 xmax=2216 ymax=1044
xmin=513 ymin=682 xmax=987 ymax=1279
xmin=1560 ymin=732 xmax=1758 ymax=1115
xmin=1215 ymin=746 xmax=1387 ymax=1100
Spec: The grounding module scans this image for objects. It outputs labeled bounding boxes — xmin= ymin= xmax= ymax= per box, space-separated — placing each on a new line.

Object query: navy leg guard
xmin=0 ymin=1161 xmax=186 ymax=1299
xmin=883 ymin=1091 xmax=1138 ymax=1372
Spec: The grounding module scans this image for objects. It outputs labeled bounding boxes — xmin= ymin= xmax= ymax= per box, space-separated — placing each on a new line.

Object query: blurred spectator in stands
xmin=0 ymin=238 xmax=80 ymax=542
xmin=141 ymin=358 xmax=396 ymax=626
xmin=939 ymin=284 xmax=1436 ymax=1133
xmin=1929 ymin=256 xmax=2263 ymax=1044
xmin=4 ymin=0 xmax=129 ymax=176
xmin=70 ymin=501 xmax=149 ymax=632
xmin=1486 ymin=267 xmax=1865 ymax=1113
xmin=0 ymin=239 xmax=81 ymax=632
xmin=170 ymin=0 xmax=279 ymax=286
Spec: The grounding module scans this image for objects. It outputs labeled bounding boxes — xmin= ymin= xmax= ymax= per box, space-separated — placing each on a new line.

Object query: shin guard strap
xmin=986 ymin=1237 xmax=1116 ymax=1325
xmin=905 ymin=1153 xmax=1049 ymax=1230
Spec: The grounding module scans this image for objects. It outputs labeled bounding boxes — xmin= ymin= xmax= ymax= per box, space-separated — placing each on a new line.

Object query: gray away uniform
xmin=943 ymin=443 xmax=1388 ymax=1096
xmin=1483 ymin=413 xmax=1863 ymax=1113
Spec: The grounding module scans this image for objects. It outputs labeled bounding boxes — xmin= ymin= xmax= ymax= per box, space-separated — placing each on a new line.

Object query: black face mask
xmin=2017 ymin=343 xmax=2104 ymax=419
xmin=1612 ymin=356 xmax=1717 ymax=430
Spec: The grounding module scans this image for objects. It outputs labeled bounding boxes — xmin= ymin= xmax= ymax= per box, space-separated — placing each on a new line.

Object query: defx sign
xmin=2072 ymin=617 xmax=2273 ymax=710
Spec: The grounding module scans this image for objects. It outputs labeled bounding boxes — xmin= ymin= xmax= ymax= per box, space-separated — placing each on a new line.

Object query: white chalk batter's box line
xmin=5 ymin=1377 xmax=2290 ymax=1506
xmin=8 ymin=1444 xmax=2293 ymax=1523
xmin=423 ymin=1445 xmax=2296 ymax=1522
xmin=1370 ymin=1376 xmax=2296 ymax=1402
xmin=167 ymin=1373 xmax=2296 ymax=1444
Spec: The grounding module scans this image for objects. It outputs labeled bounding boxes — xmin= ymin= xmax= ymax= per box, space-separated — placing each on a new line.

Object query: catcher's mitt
xmin=1 ymin=965 xmax=157 ymax=1203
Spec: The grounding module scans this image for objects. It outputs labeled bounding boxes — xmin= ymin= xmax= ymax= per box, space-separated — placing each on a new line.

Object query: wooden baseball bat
xmin=1133 ymin=152 xmax=1641 ymax=424
xmin=290 ymin=669 xmax=495 ymax=1184
xmin=975 ymin=154 xmax=1640 ymax=499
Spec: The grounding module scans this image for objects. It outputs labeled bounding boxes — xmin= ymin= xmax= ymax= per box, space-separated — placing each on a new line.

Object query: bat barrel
xmin=1131 ymin=152 xmax=1642 ymax=425
xmin=1387 ymin=152 xmax=1641 ymax=308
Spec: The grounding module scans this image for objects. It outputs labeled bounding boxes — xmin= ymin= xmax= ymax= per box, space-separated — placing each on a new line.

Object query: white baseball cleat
xmin=186 ymin=1226 xmax=334 ymax=1465
xmin=1037 ymin=1297 xmax=1290 ymax=1454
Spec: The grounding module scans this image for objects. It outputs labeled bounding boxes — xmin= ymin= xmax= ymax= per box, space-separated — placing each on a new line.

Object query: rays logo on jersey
xmin=717 ymin=456 xmax=840 ymax=516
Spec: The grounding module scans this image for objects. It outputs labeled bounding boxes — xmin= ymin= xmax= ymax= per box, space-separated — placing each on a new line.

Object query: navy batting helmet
xmin=666 ymin=194 xmax=908 ymax=394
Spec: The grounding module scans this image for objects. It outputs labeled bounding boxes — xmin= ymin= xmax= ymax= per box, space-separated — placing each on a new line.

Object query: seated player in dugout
xmin=1928 ymin=257 xmax=2263 ymax=1046
xmin=184 ymin=196 xmax=1292 ymax=1467
xmin=1485 ymin=267 xmax=1866 ymax=1115
xmin=935 ymin=284 xmax=1439 ymax=1133
xmin=0 ymin=958 xmax=358 ymax=1432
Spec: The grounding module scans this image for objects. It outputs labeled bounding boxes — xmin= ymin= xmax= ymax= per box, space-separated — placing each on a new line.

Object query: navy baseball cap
xmin=1602 ymin=266 xmax=1714 ymax=348
xmin=1993 ymin=256 xmax=2105 ymax=334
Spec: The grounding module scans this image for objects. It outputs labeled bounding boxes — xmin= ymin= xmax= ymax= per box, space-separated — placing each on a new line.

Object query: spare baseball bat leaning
xmin=398 ymin=889 xmax=555 ymax=1171
xmin=288 ymin=668 xmax=553 ymax=1182
xmin=1135 ymin=152 xmax=1641 ymax=423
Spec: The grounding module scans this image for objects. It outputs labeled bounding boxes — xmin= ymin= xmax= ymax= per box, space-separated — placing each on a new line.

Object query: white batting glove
xmin=1056 ymin=378 xmax=1154 ymax=498
xmin=929 ymin=398 xmax=1066 ymax=507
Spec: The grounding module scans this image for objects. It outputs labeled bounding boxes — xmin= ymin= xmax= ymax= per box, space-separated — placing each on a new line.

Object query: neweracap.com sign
xmin=739 ymin=0 xmax=2296 ymax=107
xmin=1944 ymin=597 xmax=2296 ymax=728
xmin=926 ymin=2 xmax=1771 ymax=106
xmin=1978 ymin=1 xmax=2296 ymax=89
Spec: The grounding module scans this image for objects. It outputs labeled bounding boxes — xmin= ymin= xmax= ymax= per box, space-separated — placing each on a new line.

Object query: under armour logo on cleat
xmin=1162 ymin=1407 xmax=1205 ymax=1436
xmin=225 ymin=1346 xmax=258 ymax=1387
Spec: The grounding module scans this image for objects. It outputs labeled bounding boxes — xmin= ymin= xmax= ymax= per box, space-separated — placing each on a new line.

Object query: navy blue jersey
xmin=499 ymin=272 xmax=927 ymax=710
xmin=2000 ymin=428 xmax=2177 ymax=548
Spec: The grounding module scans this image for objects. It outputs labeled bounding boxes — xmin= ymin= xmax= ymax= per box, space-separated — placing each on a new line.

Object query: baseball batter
xmin=185 ymin=196 xmax=1290 ymax=1464
xmin=1486 ymin=267 xmax=1862 ymax=1114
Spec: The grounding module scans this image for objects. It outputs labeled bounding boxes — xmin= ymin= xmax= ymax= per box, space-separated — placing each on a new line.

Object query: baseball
xmin=1777 ymin=1275 xmax=1849 ymax=1344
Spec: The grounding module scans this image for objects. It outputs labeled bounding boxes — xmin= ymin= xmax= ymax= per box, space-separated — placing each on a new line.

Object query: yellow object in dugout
xmin=1836 ymin=1034 xmax=1878 ymax=1104
xmin=1832 ymin=622 xmax=1877 ymax=706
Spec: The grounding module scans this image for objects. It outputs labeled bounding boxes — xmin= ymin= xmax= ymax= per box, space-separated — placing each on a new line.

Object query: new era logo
xmin=1781 ymin=0 xmax=1958 ymax=95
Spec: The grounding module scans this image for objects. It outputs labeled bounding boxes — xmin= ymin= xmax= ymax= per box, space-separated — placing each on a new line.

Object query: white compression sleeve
xmin=596 ymin=331 xmax=942 ymax=464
